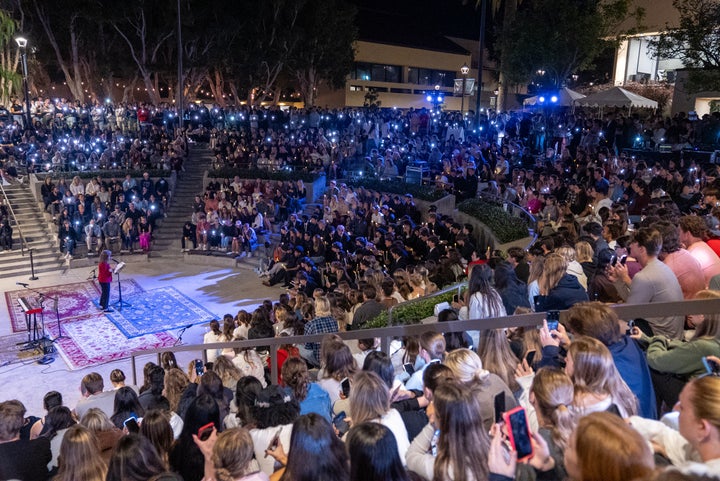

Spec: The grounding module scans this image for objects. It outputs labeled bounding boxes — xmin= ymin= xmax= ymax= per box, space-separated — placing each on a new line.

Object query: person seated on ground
xmin=110 ymin=386 xmax=145 ymax=430
xmin=41 ymin=405 xmax=77 ymax=473
xmin=249 ymin=385 xmax=300 ymax=477
xmin=106 ymin=433 xmax=168 ymax=481
xmin=52 ymin=424 xmax=107 ymax=481
xmin=29 ymin=391 xmax=64 ymax=439
xmin=78 ymin=408 xmax=124 ymax=464
xmin=281 ymin=357 xmax=332 ymax=422
xmin=192 ymin=426 xmax=267 ymax=481
xmin=299 ymin=298 xmax=340 ymax=367
xmin=631 ymin=289 xmax=720 ymax=412
xmin=0 ymin=400 xmax=51 ymax=481
xmin=534 ymin=253 xmax=589 ymax=312
xmin=74 ymin=371 xmax=117 ymax=419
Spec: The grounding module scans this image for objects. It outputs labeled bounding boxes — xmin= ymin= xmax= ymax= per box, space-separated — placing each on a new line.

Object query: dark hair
xmin=280 ymin=414 xmax=349 ymax=481
xmin=362 ymin=351 xmax=395 ymax=389
xmin=282 ymin=357 xmax=310 ymax=402
xmin=252 ymin=385 xmax=300 ymax=429
xmin=423 ymin=363 xmax=455 ymax=393
xmin=107 ymin=434 xmax=166 ymax=481
xmin=655 ymin=220 xmax=681 ymax=254
xmin=633 ymin=227 xmax=663 ymax=257
xmin=140 ymin=410 xmax=174 ymax=462
xmin=172 ymin=395 xmax=221 ymax=481
xmin=43 ymin=391 xmax=63 ymax=411
xmin=235 ymin=376 xmax=263 ymax=426
xmin=160 ymin=351 xmax=178 ymax=370
xmin=41 ymin=406 xmax=77 ymax=440
xmin=110 ymin=387 xmax=145 ymax=430
xmin=347 ymin=422 xmax=410 ymax=481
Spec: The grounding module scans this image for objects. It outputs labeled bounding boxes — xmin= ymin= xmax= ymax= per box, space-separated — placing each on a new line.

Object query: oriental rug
xmin=5 ymin=280 xmax=144 ymax=333
xmin=0 ymin=332 xmax=45 ymax=367
xmin=104 ymin=287 xmax=217 ymax=338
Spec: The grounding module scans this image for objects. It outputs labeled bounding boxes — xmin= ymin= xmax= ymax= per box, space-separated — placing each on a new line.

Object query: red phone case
xmin=197 ymin=422 xmax=214 ymax=440
xmin=502 ymin=406 xmax=534 ymax=461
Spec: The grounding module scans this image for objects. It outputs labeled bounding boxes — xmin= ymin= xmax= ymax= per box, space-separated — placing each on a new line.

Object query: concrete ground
xmin=0 ymin=253 xmax=282 ymax=416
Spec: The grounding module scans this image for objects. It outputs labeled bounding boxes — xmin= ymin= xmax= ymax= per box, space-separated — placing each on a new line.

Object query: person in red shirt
xmin=98 ymin=250 xmax=113 ymax=312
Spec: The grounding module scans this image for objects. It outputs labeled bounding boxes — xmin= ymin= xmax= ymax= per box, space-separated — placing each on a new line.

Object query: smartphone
xmin=453 ymin=294 xmax=459 ymax=303
xmin=525 ymin=350 xmax=537 ymax=366
xmin=611 ymin=255 xmax=618 ymax=267
xmin=332 ymin=411 xmax=350 ymax=437
xmin=341 ymin=377 xmax=351 ymax=398
xmin=265 ymin=427 xmax=282 ymax=457
xmin=197 ymin=422 xmax=214 ymax=441
xmin=403 ymin=362 xmax=415 ymax=376
xmin=702 ymin=356 xmax=720 ymax=374
xmin=503 ymin=406 xmax=534 ymax=461
xmin=620 ymin=255 xmax=628 ymax=266
xmin=493 ymin=392 xmax=506 ymax=424
xmin=546 ymin=310 xmax=560 ymax=332
xmin=194 ymin=359 xmax=204 ymax=377
xmin=123 ymin=416 xmax=139 ymax=433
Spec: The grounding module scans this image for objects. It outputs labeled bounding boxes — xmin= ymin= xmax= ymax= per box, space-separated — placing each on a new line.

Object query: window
xmin=351 ymin=63 xmax=402 ymax=83
xmin=408 ymin=67 xmax=455 ymax=88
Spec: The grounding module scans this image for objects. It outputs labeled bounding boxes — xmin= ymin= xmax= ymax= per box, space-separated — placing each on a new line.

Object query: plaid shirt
xmin=304 ymin=316 xmax=339 ymax=363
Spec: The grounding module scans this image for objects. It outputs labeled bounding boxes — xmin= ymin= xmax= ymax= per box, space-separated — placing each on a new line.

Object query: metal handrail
xmin=0 ymin=181 xmax=28 ymax=255
xmin=388 ymin=280 xmax=467 ymax=326
xmin=130 ymin=297 xmax=720 ymax=385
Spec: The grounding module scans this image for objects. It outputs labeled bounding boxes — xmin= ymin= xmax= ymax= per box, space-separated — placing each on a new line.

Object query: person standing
xmin=98 ymin=250 xmax=113 ymax=312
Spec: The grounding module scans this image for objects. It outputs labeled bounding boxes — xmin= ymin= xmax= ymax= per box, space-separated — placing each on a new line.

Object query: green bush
xmin=457 ymin=198 xmax=529 ymax=243
xmin=363 ymin=290 xmax=457 ymax=329
xmin=347 ymin=178 xmax=447 ymax=202
xmin=208 ymin=167 xmax=320 ymax=183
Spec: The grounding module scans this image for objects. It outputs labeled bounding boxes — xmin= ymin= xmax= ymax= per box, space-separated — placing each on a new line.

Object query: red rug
xmin=6 ymin=280 xmax=144 ymax=333
xmin=6 ymin=280 xmax=176 ymax=370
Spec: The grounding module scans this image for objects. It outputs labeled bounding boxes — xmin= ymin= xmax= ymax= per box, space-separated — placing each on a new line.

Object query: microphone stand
xmin=174 ymin=325 xmax=192 ymax=346
xmin=87 ymin=268 xmax=97 ymax=280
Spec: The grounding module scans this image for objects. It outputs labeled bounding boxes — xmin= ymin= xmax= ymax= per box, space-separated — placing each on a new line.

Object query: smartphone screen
xmin=197 ymin=422 xmax=214 ymax=441
xmin=546 ymin=310 xmax=559 ymax=331
xmin=620 ymin=255 xmax=628 ymax=266
xmin=504 ymin=407 xmax=533 ymax=460
xmin=703 ymin=356 xmax=720 ymax=374
xmin=333 ymin=411 xmax=350 ymax=437
xmin=195 ymin=359 xmax=204 ymax=377
xmin=123 ymin=416 xmax=139 ymax=433
xmin=493 ymin=392 xmax=506 ymax=424
xmin=403 ymin=363 xmax=415 ymax=375
xmin=341 ymin=377 xmax=351 ymax=398
xmin=525 ymin=350 xmax=536 ymax=366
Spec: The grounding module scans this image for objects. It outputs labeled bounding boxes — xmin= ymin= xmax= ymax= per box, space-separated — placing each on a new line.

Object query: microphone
xmin=16 ymin=282 xmax=29 ymax=287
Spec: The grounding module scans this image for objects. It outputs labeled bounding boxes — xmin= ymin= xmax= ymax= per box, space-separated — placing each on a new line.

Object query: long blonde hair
xmin=348 ymin=371 xmax=389 ymax=425
xmin=212 ymin=428 xmax=256 ymax=481
xmin=54 ymin=424 xmax=107 ymax=481
xmin=574 ymin=241 xmax=594 ymax=264
xmin=476 ymin=329 xmax=520 ymax=392
xmin=568 ymin=336 xmax=638 ymax=417
xmin=531 ymin=368 xmax=576 ymax=451
xmin=539 ymin=253 xmax=568 ymax=295
xmin=163 ymin=368 xmax=190 ymax=413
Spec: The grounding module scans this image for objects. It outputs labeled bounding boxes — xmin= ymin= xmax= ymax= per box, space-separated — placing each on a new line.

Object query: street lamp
xmin=15 ymin=36 xmax=32 ymax=132
xmin=460 ymin=63 xmax=469 ymax=115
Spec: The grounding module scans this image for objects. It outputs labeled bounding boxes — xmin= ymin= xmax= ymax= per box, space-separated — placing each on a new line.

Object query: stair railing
xmin=0 ymin=181 xmax=29 ymax=255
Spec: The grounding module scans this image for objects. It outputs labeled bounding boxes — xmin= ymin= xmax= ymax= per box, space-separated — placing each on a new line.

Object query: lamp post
xmin=15 ymin=36 xmax=32 ymax=132
xmin=460 ymin=62 xmax=470 ymax=114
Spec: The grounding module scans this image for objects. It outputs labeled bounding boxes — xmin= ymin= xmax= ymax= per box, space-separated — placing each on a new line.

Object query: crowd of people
xmin=4 ymin=102 xmax=720 ymax=481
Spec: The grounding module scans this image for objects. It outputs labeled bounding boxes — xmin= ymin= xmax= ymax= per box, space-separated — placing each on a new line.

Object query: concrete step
xmin=0 ymin=264 xmax=66 ymax=280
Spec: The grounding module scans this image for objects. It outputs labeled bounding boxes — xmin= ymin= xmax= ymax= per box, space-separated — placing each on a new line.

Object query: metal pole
xmin=176 ymin=0 xmax=184 ymax=132
xmin=20 ymin=50 xmax=31 ymax=132
xmin=29 ymin=248 xmax=38 ymax=280
xmin=475 ymin=0 xmax=486 ymax=129
xmin=461 ymin=76 xmax=466 ymax=114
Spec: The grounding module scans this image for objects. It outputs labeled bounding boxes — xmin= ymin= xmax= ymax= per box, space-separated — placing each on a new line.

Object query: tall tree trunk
xmin=498 ymin=0 xmax=520 ymax=112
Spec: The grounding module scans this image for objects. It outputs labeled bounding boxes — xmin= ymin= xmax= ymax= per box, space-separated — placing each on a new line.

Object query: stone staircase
xmin=0 ymin=182 xmax=64 ymax=278
xmin=151 ymin=144 xmax=213 ymax=254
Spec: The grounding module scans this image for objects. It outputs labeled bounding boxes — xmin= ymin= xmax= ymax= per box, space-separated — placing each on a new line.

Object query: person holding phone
xmin=98 ymin=250 xmax=113 ymax=312
xmin=407 ymin=380 xmax=490 ymax=481
xmin=192 ymin=427 xmax=266 ymax=481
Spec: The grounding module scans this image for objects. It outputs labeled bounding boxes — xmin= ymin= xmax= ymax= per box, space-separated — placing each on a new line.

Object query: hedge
xmin=363 ymin=290 xmax=457 ymax=329
xmin=457 ymin=198 xmax=529 ymax=244
xmin=346 ymin=178 xmax=447 ymax=202
xmin=208 ymin=167 xmax=320 ymax=183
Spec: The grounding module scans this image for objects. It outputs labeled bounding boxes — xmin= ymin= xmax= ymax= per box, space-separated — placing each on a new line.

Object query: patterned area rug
xmin=0 ymin=332 xmax=45 ymax=367
xmin=44 ymin=314 xmax=177 ymax=371
xmin=5 ymin=280 xmax=144 ymax=333
xmin=5 ymin=280 xmax=176 ymax=370
xmin=105 ymin=287 xmax=217 ymax=338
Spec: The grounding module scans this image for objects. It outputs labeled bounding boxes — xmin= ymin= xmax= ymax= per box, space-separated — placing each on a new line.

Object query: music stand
xmin=46 ymin=293 xmax=68 ymax=341
xmin=112 ymin=261 xmax=131 ymax=311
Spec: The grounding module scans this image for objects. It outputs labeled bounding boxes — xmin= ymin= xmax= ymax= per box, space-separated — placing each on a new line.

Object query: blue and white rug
xmin=105 ymin=287 xmax=217 ymax=338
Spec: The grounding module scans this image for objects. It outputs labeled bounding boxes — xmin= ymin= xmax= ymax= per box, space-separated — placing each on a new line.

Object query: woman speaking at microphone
xmin=98 ymin=250 xmax=113 ymax=312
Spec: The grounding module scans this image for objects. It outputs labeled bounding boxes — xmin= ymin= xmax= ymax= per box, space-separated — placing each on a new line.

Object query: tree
xmin=0 ymin=4 xmax=21 ymax=105
xmin=289 ymin=0 xmax=357 ymax=107
xmin=650 ymin=0 xmax=720 ymax=93
xmin=499 ymin=0 xmax=635 ymax=91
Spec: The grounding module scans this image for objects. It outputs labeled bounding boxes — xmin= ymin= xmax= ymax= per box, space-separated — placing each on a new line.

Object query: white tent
xmin=573 ymin=86 xmax=658 ymax=110
xmin=523 ymin=87 xmax=586 ymax=107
